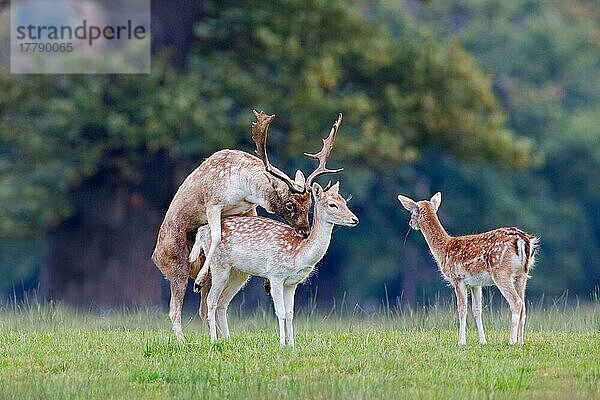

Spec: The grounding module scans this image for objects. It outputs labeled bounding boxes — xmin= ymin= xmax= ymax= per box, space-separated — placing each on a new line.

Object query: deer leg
xmin=215 ymin=270 xmax=249 ymax=340
xmin=156 ymin=230 xmax=191 ymax=342
xmin=194 ymin=205 xmax=223 ymax=293
xmin=188 ymin=251 xmax=212 ymax=323
xmin=206 ymin=267 xmax=230 ymax=343
xmin=264 ymin=279 xmax=271 ymax=297
xmin=470 ymin=286 xmax=487 ymax=345
xmin=283 ymin=285 xmax=297 ymax=347
xmin=454 ymin=281 xmax=468 ymax=346
xmin=493 ymin=272 xmax=523 ymax=345
xmin=269 ymin=281 xmax=286 ymax=347
xmin=514 ymin=275 xmax=528 ymax=344
xmin=188 ymin=232 xmax=204 ymax=264
xmin=168 ymin=273 xmax=188 ymax=343
xmin=199 ymin=271 xmax=211 ymax=322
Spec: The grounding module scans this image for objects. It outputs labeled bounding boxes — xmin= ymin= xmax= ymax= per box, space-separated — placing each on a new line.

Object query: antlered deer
xmin=397 ymin=192 xmax=539 ymax=345
xmin=152 ymin=111 xmax=343 ymax=342
xmin=189 ymin=181 xmax=358 ymax=347
xmin=191 ymin=112 xmax=345 ymax=295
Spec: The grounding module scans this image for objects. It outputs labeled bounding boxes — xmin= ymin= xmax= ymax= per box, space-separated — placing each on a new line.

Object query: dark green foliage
xmin=391 ymin=0 xmax=600 ymax=299
xmin=1 ymin=0 xmax=597 ymax=304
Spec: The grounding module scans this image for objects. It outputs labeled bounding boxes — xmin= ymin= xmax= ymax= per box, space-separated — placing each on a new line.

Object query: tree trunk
xmin=39 ymin=0 xmax=207 ymax=306
xmin=151 ymin=0 xmax=204 ymax=67
xmin=43 ymin=165 xmax=171 ymax=307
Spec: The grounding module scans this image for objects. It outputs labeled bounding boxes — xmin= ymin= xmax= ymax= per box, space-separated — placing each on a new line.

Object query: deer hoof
xmin=193 ymin=281 xmax=202 ymax=294
xmin=263 ymin=279 xmax=271 ymax=297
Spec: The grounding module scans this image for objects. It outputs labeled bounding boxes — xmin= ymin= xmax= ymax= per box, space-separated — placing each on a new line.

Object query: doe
xmin=397 ymin=192 xmax=539 ymax=345
xmin=190 ymin=182 xmax=358 ymax=346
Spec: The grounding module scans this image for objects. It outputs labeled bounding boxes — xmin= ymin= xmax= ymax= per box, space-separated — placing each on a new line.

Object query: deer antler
xmin=252 ymin=110 xmax=305 ymax=194
xmin=305 ymin=113 xmax=344 ymax=189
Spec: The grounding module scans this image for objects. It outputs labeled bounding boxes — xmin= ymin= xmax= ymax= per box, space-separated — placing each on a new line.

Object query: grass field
xmin=0 ymin=295 xmax=598 ymax=399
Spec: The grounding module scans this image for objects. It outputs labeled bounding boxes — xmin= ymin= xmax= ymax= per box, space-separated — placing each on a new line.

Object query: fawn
xmin=398 ymin=192 xmax=539 ymax=345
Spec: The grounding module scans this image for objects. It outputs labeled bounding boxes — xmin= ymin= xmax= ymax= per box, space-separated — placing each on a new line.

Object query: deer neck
xmin=243 ymin=171 xmax=276 ymax=213
xmin=296 ymin=205 xmax=333 ymax=267
xmin=419 ymin=212 xmax=451 ymax=265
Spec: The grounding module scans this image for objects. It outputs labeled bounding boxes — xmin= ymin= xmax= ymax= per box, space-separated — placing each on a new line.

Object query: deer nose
xmin=351 ymin=217 xmax=359 ymax=225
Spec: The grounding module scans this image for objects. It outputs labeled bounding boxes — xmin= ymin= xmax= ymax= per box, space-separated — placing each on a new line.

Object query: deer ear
xmin=312 ymin=182 xmax=324 ymax=200
xmin=294 ymin=170 xmax=306 ymax=186
xmin=397 ymin=194 xmax=417 ymax=212
xmin=430 ymin=192 xmax=442 ymax=212
xmin=327 ymin=181 xmax=340 ymax=194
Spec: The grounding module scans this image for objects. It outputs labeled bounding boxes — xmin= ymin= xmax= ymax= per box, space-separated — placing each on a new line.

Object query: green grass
xmin=0 ymin=296 xmax=598 ymax=399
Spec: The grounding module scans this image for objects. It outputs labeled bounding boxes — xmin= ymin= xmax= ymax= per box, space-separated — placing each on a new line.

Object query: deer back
xmin=398 ymin=192 xmax=538 ymax=283
xmin=197 ymin=216 xmax=303 ymax=277
xmin=447 ymin=226 xmax=533 ymax=264
xmin=162 ymin=150 xmax=262 ymax=229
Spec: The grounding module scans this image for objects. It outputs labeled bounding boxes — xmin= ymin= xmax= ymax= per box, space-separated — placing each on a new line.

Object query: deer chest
xmin=284 ymin=266 xmax=315 ymax=285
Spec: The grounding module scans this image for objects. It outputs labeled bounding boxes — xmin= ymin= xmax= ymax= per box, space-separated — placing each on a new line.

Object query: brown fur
xmin=398 ymin=192 xmax=539 ymax=345
xmin=442 ymin=228 xmax=536 ymax=279
xmin=403 ymin=201 xmax=538 ymax=282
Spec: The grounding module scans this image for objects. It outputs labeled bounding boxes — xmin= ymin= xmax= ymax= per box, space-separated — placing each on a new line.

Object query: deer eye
xmin=328 ymin=202 xmax=338 ymax=209
xmin=285 ymin=202 xmax=295 ymax=212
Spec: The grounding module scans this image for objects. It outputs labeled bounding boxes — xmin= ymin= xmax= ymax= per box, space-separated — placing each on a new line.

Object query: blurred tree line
xmin=0 ymin=0 xmax=597 ymax=308
xmin=396 ymin=0 xmax=600 ymax=302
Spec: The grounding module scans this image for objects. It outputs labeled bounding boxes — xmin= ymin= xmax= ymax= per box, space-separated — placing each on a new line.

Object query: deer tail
xmin=517 ymin=235 xmax=539 ymax=275
xmin=189 ymin=226 xmax=208 ymax=263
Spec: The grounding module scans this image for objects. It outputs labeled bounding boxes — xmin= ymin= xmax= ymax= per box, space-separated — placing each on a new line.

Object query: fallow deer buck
xmin=397 ymin=192 xmax=539 ymax=345
xmin=191 ymin=111 xmax=344 ymax=296
xmin=189 ymin=181 xmax=358 ymax=347
xmin=152 ymin=110 xmax=343 ymax=342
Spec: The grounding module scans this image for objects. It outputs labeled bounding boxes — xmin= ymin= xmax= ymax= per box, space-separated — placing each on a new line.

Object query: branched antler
xmin=251 ymin=110 xmax=275 ymax=168
xmin=305 ymin=113 xmax=344 ymax=189
xmin=252 ymin=110 xmax=305 ymax=194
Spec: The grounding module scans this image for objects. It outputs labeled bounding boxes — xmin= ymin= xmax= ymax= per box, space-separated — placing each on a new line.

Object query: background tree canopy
xmin=0 ymin=0 xmax=598 ymax=308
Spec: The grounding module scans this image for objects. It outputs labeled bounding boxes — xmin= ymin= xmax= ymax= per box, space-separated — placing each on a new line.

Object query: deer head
xmin=252 ymin=110 xmax=343 ymax=237
xmin=397 ymin=192 xmax=442 ymax=230
xmin=312 ymin=181 xmax=359 ymax=227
